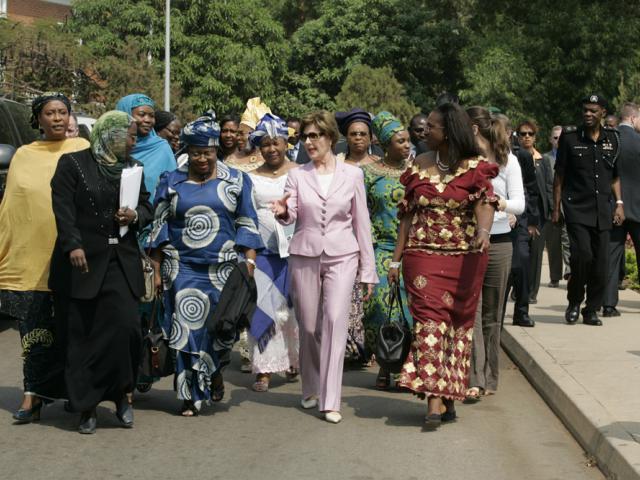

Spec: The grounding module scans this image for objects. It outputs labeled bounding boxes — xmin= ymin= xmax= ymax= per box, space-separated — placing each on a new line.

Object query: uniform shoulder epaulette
xmin=562 ymin=125 xmax=577 ymax=134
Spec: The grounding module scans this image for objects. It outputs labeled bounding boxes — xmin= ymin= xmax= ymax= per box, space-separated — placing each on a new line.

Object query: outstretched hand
xmin=270 ymin=193 xmax=291 ymax=217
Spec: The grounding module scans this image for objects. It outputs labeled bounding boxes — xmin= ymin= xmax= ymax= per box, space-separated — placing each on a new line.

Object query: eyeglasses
xmin=301 ymin=132 xmax=325 ymax=142
xmin=348 ymin=131 xmax=369 ymax=138
xmin=518 ymin=131 xmax=535 ymax=137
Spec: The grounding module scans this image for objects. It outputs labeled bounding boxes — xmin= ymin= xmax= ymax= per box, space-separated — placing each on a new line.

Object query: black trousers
xmin=566 ymin=222 xmax=609 ymax=312
xmin=505 ymin=224 xmax=531 ymax=319
xmin=603 ymin=221 xmax=640 ymax=307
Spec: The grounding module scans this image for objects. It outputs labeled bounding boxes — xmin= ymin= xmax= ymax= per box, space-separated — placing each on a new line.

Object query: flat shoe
xmin=464 ymin=387 xmax=482 ymax=403
xmin=115 ymin=399 xmax=134 ymax=428
xmin=300 ymin=396 xmax=318 ymax=409
xmin=441 ymin=410 xmax=457 ymax=422
xmin=78 ymin=410 xmax=97 ymax=434
xmin=324 ymin=411 xmax=342 ymax=424
xmin=424 ymin=413 xmax=442 ymax=430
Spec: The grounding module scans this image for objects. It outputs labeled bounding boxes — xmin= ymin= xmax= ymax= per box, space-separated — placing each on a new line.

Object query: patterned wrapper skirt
xmin=397 ymin=249 xmax=488 ymax=401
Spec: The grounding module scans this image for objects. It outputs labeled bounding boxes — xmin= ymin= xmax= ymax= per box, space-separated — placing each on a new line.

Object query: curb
xmin=501 ymin=325 xmax=640 ymax=480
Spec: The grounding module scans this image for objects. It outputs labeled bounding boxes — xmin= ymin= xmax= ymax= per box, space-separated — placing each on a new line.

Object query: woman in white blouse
xmin=247 ymin=114 xmax=300 ymax=392
xmin=466 ymin=106 xmax=525 ymax=399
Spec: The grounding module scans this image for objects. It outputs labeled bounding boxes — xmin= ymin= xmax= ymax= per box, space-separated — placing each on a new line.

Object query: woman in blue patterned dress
xmin=149 ymin=116 xmax=263 ymax=416
xmin=363 ymin=112 xmax=413 ymax=389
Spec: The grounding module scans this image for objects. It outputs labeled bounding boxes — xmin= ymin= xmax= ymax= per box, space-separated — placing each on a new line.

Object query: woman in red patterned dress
xmin=388 ymin=103 xmax=499 ymax=429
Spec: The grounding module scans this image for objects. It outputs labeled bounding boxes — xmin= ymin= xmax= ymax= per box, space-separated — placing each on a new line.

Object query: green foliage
xmin=625 ymin=248 xmax=639 ymax=290
xmin=335 ymin=65 xmax=418 ymax=125
xmin=4 ymin=0 xmax=640 ymax=137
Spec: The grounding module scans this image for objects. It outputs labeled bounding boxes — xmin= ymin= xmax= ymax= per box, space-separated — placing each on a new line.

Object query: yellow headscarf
xmin=240 ymin=97 xmax=272 ymax=130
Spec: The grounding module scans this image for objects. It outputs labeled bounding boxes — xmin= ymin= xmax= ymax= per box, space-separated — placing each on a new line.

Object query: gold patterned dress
xmin=396 ymin=157 xmax=498 ymax=401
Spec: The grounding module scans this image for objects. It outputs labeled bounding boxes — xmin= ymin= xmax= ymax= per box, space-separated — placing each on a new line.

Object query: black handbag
xmin=140 ymin=298 xmax=174 ymax=378
xmin=376 ymin=281 xmax=412 ymax=373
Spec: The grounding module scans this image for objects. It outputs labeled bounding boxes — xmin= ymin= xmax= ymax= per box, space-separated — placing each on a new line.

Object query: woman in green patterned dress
xmin=363 ymin=112 xmax=413 ymax=389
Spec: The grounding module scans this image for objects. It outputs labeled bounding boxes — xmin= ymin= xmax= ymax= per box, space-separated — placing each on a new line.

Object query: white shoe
xmin=324 ymin=411 xmax=342 ymax=424
xmin=300 ymin=396 xmax=318 ymax=409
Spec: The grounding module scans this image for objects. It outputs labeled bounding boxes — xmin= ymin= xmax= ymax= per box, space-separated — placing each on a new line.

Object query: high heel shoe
xmin=12 ymin=399 xmax=43 ymax=424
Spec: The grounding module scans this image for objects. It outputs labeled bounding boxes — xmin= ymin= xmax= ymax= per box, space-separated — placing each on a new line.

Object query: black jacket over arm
xmin=48 ymin=148 xmax=153 ymax=299
xmin=515 ymin=148 xmax=541 ymax=229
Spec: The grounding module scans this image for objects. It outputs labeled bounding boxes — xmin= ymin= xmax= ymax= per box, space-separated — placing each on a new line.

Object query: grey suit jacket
xmin=618 ymin=124 xmax=640 ymax=222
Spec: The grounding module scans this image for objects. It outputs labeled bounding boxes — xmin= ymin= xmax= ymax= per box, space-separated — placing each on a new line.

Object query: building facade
xmin=2 ymin=0 xmax=72 ymax=24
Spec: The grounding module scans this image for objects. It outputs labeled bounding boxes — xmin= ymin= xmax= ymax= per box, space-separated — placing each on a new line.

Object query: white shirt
xmin=317 ymin=173 xmax=334 ymax=196
xmin=491 ymin=153 xmax=525 ymax=234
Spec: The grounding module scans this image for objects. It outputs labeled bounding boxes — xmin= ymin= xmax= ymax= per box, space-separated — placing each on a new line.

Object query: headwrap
xmin=30 ymin=92 xmax=72 ymax=129
xmin=335 ymin=108 xmax=372 ymax=137
xmin=154 ymin=110 xmax=176 ymax=132
xmin=249 ymin=113 xmax=288 ymax=148
xmin=372 ymin=111 xmax=405 ymax=146
xmin=90 ymin=111 xmax=135 ymax=181
xmin=181 ymin=114 xmax=221 ymax=147
xmin=240 ymin=97 xmax=272 ymax=130
xmin=115 ymin=93 xmax=176 ymax=201
xmin=115 ymin=94 xmax=155 ymax=113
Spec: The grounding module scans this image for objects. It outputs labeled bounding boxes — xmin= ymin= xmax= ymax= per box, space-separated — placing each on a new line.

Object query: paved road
xmin=0 ymin=320 xmax=602 ymax=480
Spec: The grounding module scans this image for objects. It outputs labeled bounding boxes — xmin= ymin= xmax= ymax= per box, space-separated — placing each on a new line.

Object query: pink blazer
xmin=279 ymin=161 xmax=378 ymax=284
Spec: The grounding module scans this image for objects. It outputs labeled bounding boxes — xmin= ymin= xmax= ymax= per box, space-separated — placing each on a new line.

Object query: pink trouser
xmin=289 ymin=252 xmax=358 ymax=412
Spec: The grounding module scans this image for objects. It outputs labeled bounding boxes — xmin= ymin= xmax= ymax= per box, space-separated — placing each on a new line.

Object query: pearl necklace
xmin=436 ymin=151 xmax=450 ymax=172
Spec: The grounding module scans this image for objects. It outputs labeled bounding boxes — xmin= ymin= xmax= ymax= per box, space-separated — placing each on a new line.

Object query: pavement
xmin=0 ymin=321 xmax=600 ymax=479
xmin=502 ymin=253 xmax=640 ymax=480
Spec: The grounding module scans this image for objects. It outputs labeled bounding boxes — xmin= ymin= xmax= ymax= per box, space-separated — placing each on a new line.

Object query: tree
xmin=335 ymin=65 xmax=418 ymax=124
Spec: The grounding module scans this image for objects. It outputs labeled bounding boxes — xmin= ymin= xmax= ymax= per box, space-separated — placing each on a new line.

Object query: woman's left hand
xmin=361 ymin=283 xmax=374 ymax=302
xmin=115 ymin=207 xmax=136 ymax=226
xmin=475 ymin=231 xmax=491 ymax=252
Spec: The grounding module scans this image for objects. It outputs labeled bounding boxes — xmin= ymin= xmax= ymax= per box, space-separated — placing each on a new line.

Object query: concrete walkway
xmin=502 ymin=253 xmax=640 ymax=480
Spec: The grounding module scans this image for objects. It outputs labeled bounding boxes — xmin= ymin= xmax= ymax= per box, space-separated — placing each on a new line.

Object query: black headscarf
xmin=30 ymin=92 xmax=72 ymax=129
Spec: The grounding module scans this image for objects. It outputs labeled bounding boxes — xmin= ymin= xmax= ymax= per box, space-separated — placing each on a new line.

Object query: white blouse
xmin=491 ymin=153 xmax=525 ymax=235
xmin=249 ymin=173 xmax=293 ymax=257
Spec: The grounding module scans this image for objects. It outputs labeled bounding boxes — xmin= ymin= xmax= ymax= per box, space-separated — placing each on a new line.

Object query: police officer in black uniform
xmin=552 ymin=94 xmax=624 ymax=326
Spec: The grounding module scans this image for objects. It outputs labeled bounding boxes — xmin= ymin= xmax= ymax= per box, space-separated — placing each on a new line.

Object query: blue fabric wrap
xmin=181 ymin=116 xmax=220 ymax=147
xmin=249 ymin=113 xmax=289 ymax=148
xmin=249 ymin=254 xmax=291 ymax=352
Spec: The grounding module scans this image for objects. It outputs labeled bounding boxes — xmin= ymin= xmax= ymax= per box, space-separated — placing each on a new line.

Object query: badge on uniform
xmin=602 ymin=142 xmax=613 ymax=151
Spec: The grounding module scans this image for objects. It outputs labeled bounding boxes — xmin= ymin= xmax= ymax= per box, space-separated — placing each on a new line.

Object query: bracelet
xmin=132 ymin=209 xmax=139 ymax=224
xmin=246 ymin=258 xmax=256 ymax=267
xmin=616 ymin=200 xmax=624 ymax=205
xmin=479 ymin=228 xmax=491 ymax=235
xmin=389 ymin=261 xmax=401 ymax=269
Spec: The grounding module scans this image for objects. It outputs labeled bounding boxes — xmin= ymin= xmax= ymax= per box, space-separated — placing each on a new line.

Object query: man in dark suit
xmin=507 ymin=146 xmax=541 ymax=327
xmin=602 ymin=102 xmax=640 ymax=316
xmin=527 ymin=132 xmax=554 ymax=304
xmin=542 ymin=126 xmax=571 ymax=286
xmin=552 ymin=94 xmax=623 ymax=326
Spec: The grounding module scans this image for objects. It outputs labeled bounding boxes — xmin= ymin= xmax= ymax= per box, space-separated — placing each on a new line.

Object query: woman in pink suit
xmin=271 ymin=110 xmax=378 ymax=424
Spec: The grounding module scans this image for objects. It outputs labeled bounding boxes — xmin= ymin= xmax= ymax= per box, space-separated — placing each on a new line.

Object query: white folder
xmin=119 ymin=166 xmax=143 ymax=237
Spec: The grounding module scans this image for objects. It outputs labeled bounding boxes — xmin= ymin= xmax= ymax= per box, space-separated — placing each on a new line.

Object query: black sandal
xmin=181 ymin=400 xmax=198 ymax=417
xmin=211 ymin=372 xmax=225 ymax=402
xmin=441 ymin=399 xmax=457 ymax=422
xmin=375 ymin=368 xmax=390 ymax=390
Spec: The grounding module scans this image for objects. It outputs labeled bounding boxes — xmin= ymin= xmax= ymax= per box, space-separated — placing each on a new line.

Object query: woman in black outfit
xmin=49 ymin=111 xmax=153 ymax=434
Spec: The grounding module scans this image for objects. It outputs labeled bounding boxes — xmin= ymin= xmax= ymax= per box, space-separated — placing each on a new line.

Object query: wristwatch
xmin=616 ymin=200 xmax=624 ymax=205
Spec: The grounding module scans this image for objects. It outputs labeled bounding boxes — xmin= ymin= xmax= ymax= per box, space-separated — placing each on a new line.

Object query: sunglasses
xmin=552 ymin=136 xmax=559 ymax=140
xmin=301 ymin=132 xmax=325 ymax=142
xmin=518 ymin=131 xmax=535 ymax=137
xmin=348 ymin=131 xmax=369 ymax=138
